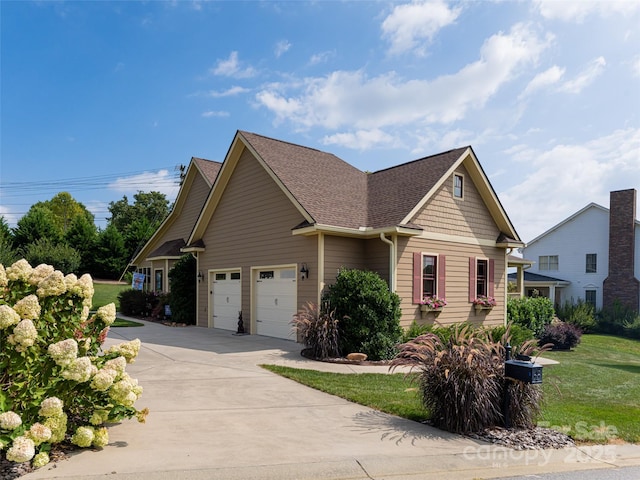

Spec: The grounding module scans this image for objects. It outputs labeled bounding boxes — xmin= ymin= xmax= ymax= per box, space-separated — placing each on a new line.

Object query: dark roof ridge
xmin=371 ymin=145 xmax=470 ymax=175
xmin=238 ymin=130 xmax=342 ymax=158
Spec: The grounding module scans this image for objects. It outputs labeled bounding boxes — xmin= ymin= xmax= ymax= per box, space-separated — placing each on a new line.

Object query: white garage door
xmin=211 ymin=271 xmax=241 ymax=331
xmin=255 ymin=268 xmax=297 ymax=339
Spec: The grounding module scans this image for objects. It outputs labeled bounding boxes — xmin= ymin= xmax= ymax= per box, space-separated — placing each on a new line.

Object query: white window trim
xmin=453 ymin=173 xmax=464 ymax=200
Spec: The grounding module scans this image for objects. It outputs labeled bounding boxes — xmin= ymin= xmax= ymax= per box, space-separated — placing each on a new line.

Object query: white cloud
xmin=209 ymin=51 xmax=256 ymax=78
xmin=309 ymin=50 xmax=335 ymax=66
xmin=321 ymin=129 xmax=397 ymax=150
xmin=201 ymin=111 xmax=229 ymax=118
xmin=519 ymin=65 xmax=565 ymax=98
xmin=500 ymin=128 xmax=640 ymax=242
xmin=535 ymin=0 xmax=640 ymax=22
xmin=108 ymin=170 xmax=180 ymax=198
xmin=559 ymin=56 xmax=606 ymax=94
xmin=275 ymin=40 xmax=291 ymax=58
xmin=206 ymin=86 xmax=249 ymax=97
xmin=382 ymin=0 xmax=461 ymax=56
xmin=631 ymin=55 xmax=640 ymax=77
xmin=256 ymin=23 xmax=551 ymax=133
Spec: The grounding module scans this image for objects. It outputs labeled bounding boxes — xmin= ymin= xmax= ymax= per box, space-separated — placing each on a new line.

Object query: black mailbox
xmin=505 ymin=359 xmax=543 ymax=384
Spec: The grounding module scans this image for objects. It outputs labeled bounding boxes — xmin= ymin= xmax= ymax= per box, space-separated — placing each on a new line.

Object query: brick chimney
xmin=603 ymin=189 xmax=639 ymax=312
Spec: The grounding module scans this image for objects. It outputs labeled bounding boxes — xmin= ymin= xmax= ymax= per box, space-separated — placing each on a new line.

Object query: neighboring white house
xmin=520 ymin=189 xmax=640 ymax=312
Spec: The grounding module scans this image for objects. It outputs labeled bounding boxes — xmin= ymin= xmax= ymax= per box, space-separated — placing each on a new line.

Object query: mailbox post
xmin=503 ymin=342 xmax=543 ymax=428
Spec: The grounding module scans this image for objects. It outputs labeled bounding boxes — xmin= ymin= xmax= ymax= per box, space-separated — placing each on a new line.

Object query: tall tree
xmin=65 ymin=214 xmax=98 ymax=274
xmin=0 ymin=216 xmax=18 ymax=266
xmin=36 ymin=192 xmax=94 ymax=234
xmin=12 ymin=204 xmax=61 ymax=249
xmin=92 ymin=225 xmax=128 ymax=280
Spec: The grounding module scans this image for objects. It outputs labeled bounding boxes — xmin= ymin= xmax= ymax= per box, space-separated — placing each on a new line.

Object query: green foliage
xmin=22 ymin=238 xmax=81 ymax=274
xmin=507 ymin=296 xmax=555 ymax=336
xmin=597 ymin=300 xmax=639 ymax=337
xmin=64 ymin=215 xmax=98 ymax=274
xmin=538 ymin=322 xmax=582 ymax=350
xmin=0 ymin=259 xmax=147 ymax=467
xmin=556 ymin=298 xmax=597 ymax=333
xmin=36 ymin=192 xmax=94 ymax=236
xmin=12 ymin=205 xmax=61 ymax=249
xmin=323 ymin=268 xmax=402 ymax=361
xmin=291 ymin=302 xmax=340 ymax=359
xmin=168 ymin=255 xmax=196 ymax=325
xmin=391 ymin=325 xmax=544 ymax=434
xmin=623 ymin=316 xmax=640 ymax=339
xmin=487 ymin=323 xmax=535 ymax=348
xmin=117 ymin=289 xmax=154 ymax=316
xmin=92 ymin=225 xmax=128 ymax=280
xmin=401 ymin=321 xmax=431 ymax=343
xmin=402 ymin=322 xmax=535 ymax=349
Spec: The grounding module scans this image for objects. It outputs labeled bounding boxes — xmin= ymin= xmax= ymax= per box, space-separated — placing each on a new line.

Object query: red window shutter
xmin=469 ymin=257 xmax=476 ymax=302
xmin=488 ymin=258 xmax=495 ymax=298
xmin=438 ymin=255 xmax=446 ymax=299
xmin=413 ymin=252 xmax=422 ymax=304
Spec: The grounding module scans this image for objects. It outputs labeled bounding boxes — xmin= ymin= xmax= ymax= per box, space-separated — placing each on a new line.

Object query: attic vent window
xmin=454 ymin=174 xmax=464 ymax=199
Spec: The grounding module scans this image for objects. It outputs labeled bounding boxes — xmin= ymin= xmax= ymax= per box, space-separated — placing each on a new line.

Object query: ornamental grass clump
xmin=391 ymin=324 xmax=544 ymax=434
xmin=291 ymin=302 xmax=340 ymax=359
xmin=0 ymin=259 xmax=148 ymax=468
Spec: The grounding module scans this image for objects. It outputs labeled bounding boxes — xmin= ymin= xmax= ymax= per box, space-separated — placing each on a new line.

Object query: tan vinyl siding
xmin=396 ymin=237 xmax=506 ymax=329
xmin=197 ymin=148 xmax=317 ymax=329
xmin=364 ymin=237 xmax=391 ymax=284
xmin=163 ymin=173 xmax=210 ymax=242
xmin=413 ymin=165 xmax=500 ymax=241
xmin=323 ymin=236 xmax=366 ymax=288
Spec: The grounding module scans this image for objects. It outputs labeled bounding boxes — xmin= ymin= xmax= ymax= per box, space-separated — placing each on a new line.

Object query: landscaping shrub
xmin=291 ymin=302 xmax=340 ymax=359
xmin=168 ymin=254 xmax=196 ymax=325
xmin=487 ymin=323 xmax=535 ymax=348
xmin=623 ymin=315 xmax=640 ymax=340
xmin=556 ymin=298 xmax=597 ymax=333
xmin=0 ymin=259 xmax=147 ymax=468
xmin=118 ymin=288 xmax=153 ymax=316
xmin=323 ymin=268 xmax=402 ymax=361
xmin=597 ymin=300 xmax=638 ymax=337
xmin=507 ymin=296 xmax=555 ymax=336
xmin=538 ymin=322 xmax=582 ymax=350
xmin=401 ymin=320 xmax=431 ymax=343
xmin=391 ymin=325 xmax=543 ymax=434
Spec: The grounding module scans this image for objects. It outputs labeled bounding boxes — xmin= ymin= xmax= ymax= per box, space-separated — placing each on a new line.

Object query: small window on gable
xmin=453 ymin=174 xmax=464 ymax=199
xmin=586 ymin=254 xmax=597 ymax=273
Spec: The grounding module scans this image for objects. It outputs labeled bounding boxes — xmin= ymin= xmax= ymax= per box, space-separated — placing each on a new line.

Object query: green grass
xmin=262 ymin=334 xmax=640 ymax=443
xmin=93 ymin=282 xmax=129 ymax=309
xmin=112 ymin=318 xmax=144 ymax=327
xmin=262 ymin=365 xmax=426 ymax=422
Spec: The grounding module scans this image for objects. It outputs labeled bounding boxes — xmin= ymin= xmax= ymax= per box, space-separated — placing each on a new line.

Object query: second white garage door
xmin=211 ymin=271 xmax=241 ymax=331
xmin=255 ymin=268 xmax=297 ymax=340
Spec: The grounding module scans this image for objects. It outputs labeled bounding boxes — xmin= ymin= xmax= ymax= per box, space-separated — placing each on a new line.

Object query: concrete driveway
xmin=23 ymin=319 xmax=640 ymax=480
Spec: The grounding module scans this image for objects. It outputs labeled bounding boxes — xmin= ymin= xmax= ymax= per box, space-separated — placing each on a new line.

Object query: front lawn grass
xmin=112 ymin=318 xmax=145 ymax=327
xmin=93 ymin=282 xmax=129 ymax=309
xmin=262 ymin=334 xmax=640 ymax=443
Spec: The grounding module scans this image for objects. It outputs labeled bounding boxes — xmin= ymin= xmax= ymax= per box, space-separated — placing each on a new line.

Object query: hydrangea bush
xmin=0 ymin=259 xmax=148 ymax=468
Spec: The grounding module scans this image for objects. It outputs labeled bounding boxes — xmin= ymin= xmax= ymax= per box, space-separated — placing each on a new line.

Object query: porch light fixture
xmin=197 ymin=271 xmax=204 ymax=283
xmin=300 ymin=264 xmax=309 ymax=280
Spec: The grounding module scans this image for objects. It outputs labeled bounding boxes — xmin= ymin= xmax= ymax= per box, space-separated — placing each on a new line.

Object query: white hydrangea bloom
xmin=0 ymin=411 xmax=22 ymax=430
xmin=64 ymin=273 xmax=79 ymax=293
xmin=13 ymin=294 xmax=41 ymax=320
xmin=103 ymin=356 xmax=127 ymax=375
xmin=43 ymin=412 xmax=67 ymax=443
xmin=5 ymin=436 xmax=35 ymax=463
xmin=0 ymin=304 xmax=20 ymax=330
xmin=48 ymin=339 xmax=78 ymax=367
xmin=106 ymin=338 xmax=141 ymax=363
xmin=6 ymin=259 xmax=33 ymax=282
xmin=91 ymin=367 xmax=118 ymax=391
xmin=81 ymin=305 xmax=90 ymax=322
xmin=29 ymin=264 xmax=55 ymax=286
xmin=109 ymin=373 xmax=142 ymax=406
xmin=0 ymin=264 xmax=7 ymax=287
xmin=71 ymin=426 xmax=94 ymax=448
xmin=96 ymin=303 xmax=116 ymax=326
xmin=36 ymin=270 xmax=67 ymax=298
xmin=8 ymin=319 xmax=38 ymax=350
xmin=61 ymin=356 xmax=95 ymax=382
xmin=38 ymin=397 xmax=64 ymax=418
xmin=32 ymin=451 xmax=50 ymax=468
xmin=77 ymin=273 xmax=94 ymax=301
xmin=27 ymin=423 xmax=52 ymax=446
xmin=93 ymin=427 xmax=109 ymax=447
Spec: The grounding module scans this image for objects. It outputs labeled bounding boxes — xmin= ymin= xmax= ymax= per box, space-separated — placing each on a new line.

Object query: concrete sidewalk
xmin=23 ymin=319 xmax=640 ymax=480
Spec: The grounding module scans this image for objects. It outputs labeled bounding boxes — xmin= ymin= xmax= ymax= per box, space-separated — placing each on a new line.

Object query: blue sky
xmin=1 ymin=0 xmax=639 ymax=242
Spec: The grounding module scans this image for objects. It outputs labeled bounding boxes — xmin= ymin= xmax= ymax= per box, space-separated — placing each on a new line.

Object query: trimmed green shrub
xmin=597 ymin=300 xmax=638 ymax=336
xmin=0 ymin=259 xmax=147 ymax=468
xmin=538 ymin=322 xmax=582 ymax=350
xmin=487 ymin=323 xmax=535 ymax=348
xmin=507 ymin=296 xmax=555 ymax=336
xmin=391 ymin=325 xmax=543 ymax=434
xmin=323 ymin=268 xmax=402 ymax=360
xmin=118 ymin=289 xmax=152 ymax=316
xmin=22 ymin=238 xmax=81 ymax=274
xmin=168 ymin=255 xmax=196 ymax=325
xmin=556 ymin=298 xmax=597 ymax=333
xmin=291 ymin=302 xmax=340 ymax=359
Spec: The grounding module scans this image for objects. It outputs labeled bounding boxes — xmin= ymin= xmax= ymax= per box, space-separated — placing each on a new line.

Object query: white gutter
xmin=379 ymin=233 xmax=396 ymax=292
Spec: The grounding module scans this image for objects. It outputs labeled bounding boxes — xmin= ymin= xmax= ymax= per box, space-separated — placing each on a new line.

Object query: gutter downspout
xmin=380 ymin=233 xmax=396 ymax=292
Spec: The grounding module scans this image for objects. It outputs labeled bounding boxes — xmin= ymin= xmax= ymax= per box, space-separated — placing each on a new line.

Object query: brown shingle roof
xmin=148 ymin=238 xmax=186 ymax=258
xmin=192 ymin=157 xmax=222 ymax=184
xmin=239 ymin=131 xmax=466 ymax=231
